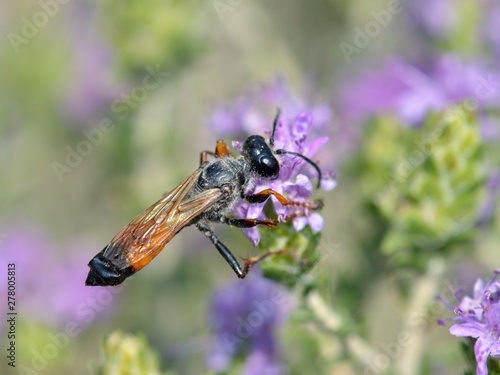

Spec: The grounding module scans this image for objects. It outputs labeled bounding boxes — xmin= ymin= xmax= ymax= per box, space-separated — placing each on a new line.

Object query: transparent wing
xmin=102 ymin=170 xmax=222 ymax=271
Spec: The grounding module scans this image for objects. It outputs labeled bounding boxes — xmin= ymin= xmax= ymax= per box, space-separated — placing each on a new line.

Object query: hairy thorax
xmin=193 ymin=157 xmax=250 ymax=219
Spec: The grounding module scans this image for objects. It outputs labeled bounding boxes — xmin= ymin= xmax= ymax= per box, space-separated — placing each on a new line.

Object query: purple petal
xmin=244 ymin=227 xmax=261 ymax=246
xmin=284 ymin=174 xmax=313 ymax=200
xmin=243 ymin=349 xmax=284 ymax=375
xmin=475 ymin=337 xmax=491 ymax=375
xmin=474 ymin=278 xmax=486 ymax=298
xmin=207 ymin=339 xmax=233 ymax=372
xmin=208 ymin=271 xmax=294 ymax=373
xmin=484 ymin=302 xmax=500 ymax=328
xmin=321 ymin=176 xmax=337 ymax=191
xmin=292 ymin=111 xmax=313 ymax=140
xmin=247 ymin=202 xmax=266 ymax=219
xmin=449 ymin=323 xmax=483 ymax=338
xmin=292 ymin=217 xmax=308 ymax=232
xmin=271 ymin=114 xmax=291 ymax=150
xmin=303 ymin=136 xmax=329 ymax=159
xmin=232 ymin=140 xmax=244 ymax=153
xmin=490 ymin=341 xmax=500 ymax=357
xmin=308 ymin=212 xmax=324 ymax=232
xmin=271 ymin=200 xmax=288 ymax=218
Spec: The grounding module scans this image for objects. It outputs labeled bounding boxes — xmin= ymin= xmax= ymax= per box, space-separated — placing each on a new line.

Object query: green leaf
xmin=354 ymin=108 xmax=486 ymax=268
xmin=258 ymin=223 xmax=322 ymax=288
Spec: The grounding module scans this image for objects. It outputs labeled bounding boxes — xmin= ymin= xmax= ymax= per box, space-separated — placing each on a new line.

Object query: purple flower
xmin=0 ymin=221 xmax=118 ymax=330
xmin=339 ymin=55 xmax=500 ymax=128
xmin=210 ymin=79 xmax=336 ymax=245
xmin=210 ymin=78 xmax=332 ymax=138
xmin=207 ymin=270 xmax=295 ymax=375
xmin=340 ymin=55 xmax=500 ymax=230
xmin=439 ymin=271 xmax=500 ymax=375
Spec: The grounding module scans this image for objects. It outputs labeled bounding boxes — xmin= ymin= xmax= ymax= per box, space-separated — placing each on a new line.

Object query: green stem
xmin=306 ymin=290 xmax=380 ymax=368
xmin=394 ymin=257 xmax=445 ymax=375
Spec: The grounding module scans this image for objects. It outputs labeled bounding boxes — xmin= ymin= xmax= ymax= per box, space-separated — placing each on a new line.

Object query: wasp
xmin=85 ymin=110 xmax=323 ymax=286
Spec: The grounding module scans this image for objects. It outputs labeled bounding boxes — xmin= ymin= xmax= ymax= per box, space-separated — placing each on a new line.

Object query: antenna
xmin=275 ymin=149 xmax=322 ymax=188
xmin=270 ymin=108 xmax=281 ymax=148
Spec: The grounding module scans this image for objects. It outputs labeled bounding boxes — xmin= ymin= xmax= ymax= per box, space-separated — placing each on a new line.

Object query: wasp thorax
xmin=242 ymin=135 xmax=280 ymax=178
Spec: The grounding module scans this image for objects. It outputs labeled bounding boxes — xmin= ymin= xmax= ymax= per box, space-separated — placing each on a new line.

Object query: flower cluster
xmin=340 ymin=54 xmax=499 ymax=230
xmin=339 ymin=54 xmax=500 ymax=134
xmin=210 ymin=80 xmax=336 ymax=245
xmin=440 ymin=271 xmax=500 ymax=375
xmin=207 ymin=271 xmax=295 ymax=375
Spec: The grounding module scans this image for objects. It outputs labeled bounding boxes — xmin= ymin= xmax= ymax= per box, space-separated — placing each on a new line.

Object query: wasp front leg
xmin=243 ymin=189 xmax=323 ymax=211
xmin=243 ymin=189 xmax=290 ymax=205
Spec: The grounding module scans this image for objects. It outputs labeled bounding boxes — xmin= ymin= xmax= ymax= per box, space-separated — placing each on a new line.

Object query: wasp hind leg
xmin=196 ymin=222 xmax=247 ymax=279
xmin=198 ymin=214 xmax=282 ymax=278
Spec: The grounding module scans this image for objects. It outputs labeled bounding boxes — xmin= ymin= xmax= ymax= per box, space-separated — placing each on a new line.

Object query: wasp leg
xmin=215 ymin=139 xmax=231 ymax=158
xmin=243 ymin=189 xmax=290 ymax=205
xmin=196 ymin=222 xmax=247 ymax=279
xmin=200 ymin=140 xmax=232 ymax=165
xmin=242 ymin=249 xmax=294 ymax=274
xmin=244 ymin=189 xmax=323 ymax=211
xmin=200 ymin=150 xmax=216 ymax=165
xmin=219 ymin=216 xmax=278 ymax=228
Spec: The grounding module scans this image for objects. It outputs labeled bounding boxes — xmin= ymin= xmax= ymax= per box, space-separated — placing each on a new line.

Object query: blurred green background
xmin=1 ymin=0 xmax=500 ymax=374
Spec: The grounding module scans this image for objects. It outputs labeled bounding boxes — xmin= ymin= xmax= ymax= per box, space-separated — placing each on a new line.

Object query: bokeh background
xmin=1 ymin=0 xmax=500 ymax=374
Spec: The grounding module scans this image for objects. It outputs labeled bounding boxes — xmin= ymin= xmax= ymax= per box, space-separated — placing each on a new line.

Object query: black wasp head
xmin=242 ymin=135 xmax=280 ymax=178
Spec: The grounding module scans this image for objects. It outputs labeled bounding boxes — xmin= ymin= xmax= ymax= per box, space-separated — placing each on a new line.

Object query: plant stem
xmin=306 ymin=290 xmax=380 ymax=369
xmin=394 ymin=257 xmax=445 ymax=375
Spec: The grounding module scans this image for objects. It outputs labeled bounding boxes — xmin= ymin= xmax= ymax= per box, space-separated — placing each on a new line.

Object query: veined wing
xmin=102 ymin=169 xmax=222 ymax=272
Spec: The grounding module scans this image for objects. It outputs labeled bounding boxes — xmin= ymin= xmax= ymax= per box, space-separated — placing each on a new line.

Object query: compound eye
xmin=256 ymin=155 xmax=279 ymax=178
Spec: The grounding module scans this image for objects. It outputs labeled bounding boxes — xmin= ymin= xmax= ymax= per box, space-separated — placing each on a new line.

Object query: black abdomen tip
xmin=85 ymin=268 xmax=106 ymax=286
xmin=85 ymin=251 xmax=133 ymax=286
